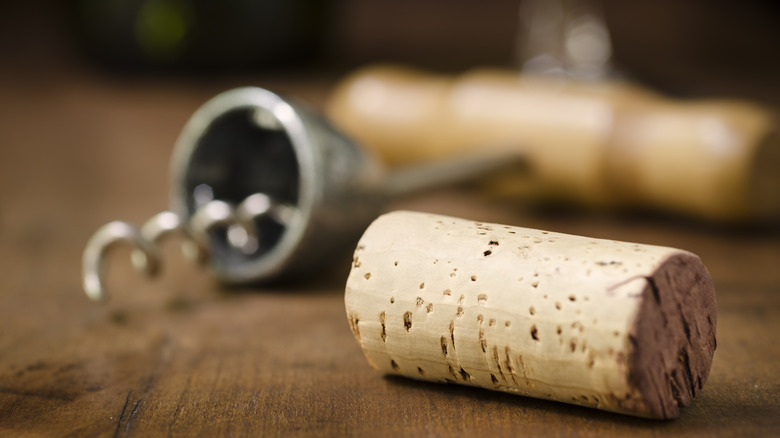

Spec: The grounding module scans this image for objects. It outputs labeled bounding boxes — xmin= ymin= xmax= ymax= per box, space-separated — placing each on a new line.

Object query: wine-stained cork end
xmin=628 ymin=252 xmax=717 ymax=419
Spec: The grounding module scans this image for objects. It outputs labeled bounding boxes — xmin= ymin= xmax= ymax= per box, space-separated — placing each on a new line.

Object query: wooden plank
xmin=0 ymin=75 xmax=778 ymax=437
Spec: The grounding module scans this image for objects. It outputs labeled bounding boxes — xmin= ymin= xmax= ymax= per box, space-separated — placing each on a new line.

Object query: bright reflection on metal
xmin=252 ymin=107 xmax=283 ymax=131
xmin=193 ymin=183 xmax=214 ymax=207
xmin=82 ymin=221 xmax=158 ymax=302
xmin=131 ymin=211 xmax=185 ymax=273
xmin=189 ymin=199 xmax=256 ymax=257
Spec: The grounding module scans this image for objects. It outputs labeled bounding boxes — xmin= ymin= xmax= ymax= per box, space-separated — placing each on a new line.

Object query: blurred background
xmin=0 ymin=0 xmax=778 ymax=238
xmin=0 ymin=0 xmax=779 ymax=263
xmin=1 ymin=0 xmax=779 ymax=292
xmin=1 ymin=1 xmax=779 ymax=94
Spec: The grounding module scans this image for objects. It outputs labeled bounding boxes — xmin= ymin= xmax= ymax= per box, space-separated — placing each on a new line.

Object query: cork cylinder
xmin=344 ymin=211 xmax=717 ymax=419
xmin=328 ymin=65 xmax=780 ymax=222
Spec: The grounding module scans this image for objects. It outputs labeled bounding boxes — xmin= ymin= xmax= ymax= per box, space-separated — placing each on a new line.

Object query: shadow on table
xmin=383 ymin=374 xmax=673 ymax=428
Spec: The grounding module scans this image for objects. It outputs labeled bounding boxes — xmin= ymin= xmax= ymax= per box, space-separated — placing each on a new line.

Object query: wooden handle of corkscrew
xmin=327 ymin=65 xmax=780 ymax=222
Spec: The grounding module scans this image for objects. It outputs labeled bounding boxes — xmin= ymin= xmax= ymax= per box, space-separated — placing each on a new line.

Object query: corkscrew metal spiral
xmin=82 ymin=193 xmax=294 ymax=301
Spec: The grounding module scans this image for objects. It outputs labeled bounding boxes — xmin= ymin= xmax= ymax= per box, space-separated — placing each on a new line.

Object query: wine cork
xmin=328 ymin=65 xmax=780 ymax=222
xmin=344 ymin=211 xmax=717 ymax=419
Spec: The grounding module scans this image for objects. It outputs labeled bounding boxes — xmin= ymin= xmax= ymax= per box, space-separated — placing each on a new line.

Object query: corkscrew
xmin=83 ymin=87 xmax=518 ymax=301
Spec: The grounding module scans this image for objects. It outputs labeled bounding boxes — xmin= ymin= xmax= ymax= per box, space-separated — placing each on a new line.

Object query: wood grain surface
xmin=0 ymin=70 xmax=778 ymax=437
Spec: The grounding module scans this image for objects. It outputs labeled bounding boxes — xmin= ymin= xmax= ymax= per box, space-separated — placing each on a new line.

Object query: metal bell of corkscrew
xmin=83 ymin=87 xmax=516 ymax=301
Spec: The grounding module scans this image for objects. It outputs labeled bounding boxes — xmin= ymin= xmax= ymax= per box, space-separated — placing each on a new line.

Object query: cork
xmin=328 ymin=65 xmax=780 ymax=222
xmin=344 ymin=211 xmax=717 ymax=419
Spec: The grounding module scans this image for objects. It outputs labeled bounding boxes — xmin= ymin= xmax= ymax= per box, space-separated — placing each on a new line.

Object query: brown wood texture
xmin=1 ymin=71 xmax=779 ymax=437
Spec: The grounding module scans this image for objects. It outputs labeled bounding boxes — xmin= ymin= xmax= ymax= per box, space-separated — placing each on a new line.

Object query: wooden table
xmin=1 ymin=71 xmax=778 ymax=437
